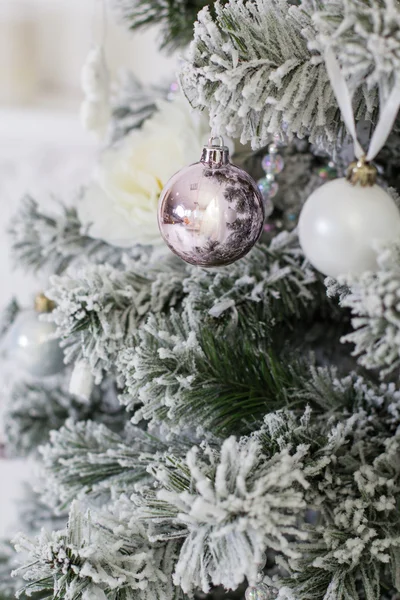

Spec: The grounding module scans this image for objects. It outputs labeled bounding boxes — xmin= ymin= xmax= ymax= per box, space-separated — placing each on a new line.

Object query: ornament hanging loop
xmin=346 ymin=155 xmax=377 ymax=187
xmin=201 ymin=135 xmax=229 ymax=167
xmin=208 ymin=135 xmax=225 ymax=147
xmin=325 ymin=47 xmax=400 ymax=166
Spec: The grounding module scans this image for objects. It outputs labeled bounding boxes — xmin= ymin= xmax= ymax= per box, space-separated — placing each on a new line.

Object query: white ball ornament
xmin=7 ymin=294 xmax=64 ymax=377
xmin=299 ymin=176 xmax=400 ymax=278
xmin=300 ymin=45 xmax=400 ymax=279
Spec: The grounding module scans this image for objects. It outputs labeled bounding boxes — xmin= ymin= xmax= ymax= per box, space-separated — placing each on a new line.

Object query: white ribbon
xmin=325 ymin=47 xmax=400 ymax=161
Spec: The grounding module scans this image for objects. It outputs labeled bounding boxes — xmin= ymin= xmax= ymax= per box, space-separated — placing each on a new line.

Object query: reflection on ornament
xmin=8 ymin=293 xmax=64 ymax=377
xmin=299 ymin=177 xmax=400 ymax=278
xmin=158 ymin=136 xmax=264 ymax=267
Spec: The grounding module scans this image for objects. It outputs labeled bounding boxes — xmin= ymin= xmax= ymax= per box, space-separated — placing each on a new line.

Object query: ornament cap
xmin=201 ymin=136 xmax=230 ymax=167
xmin=346 ymin=155 xmax=377 ymax=187
xmin=34 ymin=293 xmax=55 ymax=313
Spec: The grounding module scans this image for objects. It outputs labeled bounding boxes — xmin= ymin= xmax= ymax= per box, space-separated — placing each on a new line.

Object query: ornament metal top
xmin=346 ymin=155 xmax=377 ymax=187
xmin=157 ymin=136 xmax=265 ymax=267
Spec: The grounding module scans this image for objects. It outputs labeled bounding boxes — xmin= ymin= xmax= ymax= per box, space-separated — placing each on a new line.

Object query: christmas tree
xmin=3 ymin=1 xmax=400 ymax=600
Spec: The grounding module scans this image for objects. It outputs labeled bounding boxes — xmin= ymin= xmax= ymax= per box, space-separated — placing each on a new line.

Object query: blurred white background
xmin=0 ymin=0 xmax=178 ymax=107
xmin=0 ymin=0 xmax=179 ymax=537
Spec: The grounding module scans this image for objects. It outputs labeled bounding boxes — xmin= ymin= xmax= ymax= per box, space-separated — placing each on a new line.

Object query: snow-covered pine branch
xmin=182 ymin=231 xmax=320 ymax=325
xmin=138 ymin=436 xmax=309 ymax=594
xmin=0 ymin=297 xmax=20 ymax=339
xmin=313 ymin=0 xmax=400 ymax=104
xmin=47 ymin=253 xmax=187 ymax=382
xmin=326 ymin=240 xmax=400 ymax=378
xmin=9 ymin=196 xmax=125 ymax=275
xmin=13 ymin=501 xmax=182 ymax=600
xmin=179 ymin=0 xmax=394 ymax=150
xmin=0 ymin=541 xmax=18 ymax=598
xmin=39 ymin=419 xmax=172 ymax=512
xmin=49 ymin=233 xmax=322 ymax=387
xmin=117 ymin=306 xmax=314 ymax=436
xmin=3 ymin=377 xmax=124 ymax=457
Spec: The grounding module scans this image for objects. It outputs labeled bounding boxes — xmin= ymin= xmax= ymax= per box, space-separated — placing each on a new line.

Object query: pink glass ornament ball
xmin=158 ymin=139 xmax=265 ymax=267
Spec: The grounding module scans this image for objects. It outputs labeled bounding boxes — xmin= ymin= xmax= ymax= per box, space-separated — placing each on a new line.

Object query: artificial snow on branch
xmin=13 ymin=501 xmax=181 ymax=600
xmin=118 ymin=306 xmax=316 ymax=436
xmin=182 ymin=231 xmax=320 ymax=325
xmin=39 ymin=419 xmax=170 ymax=512
xmin=0 ymin=297 xmax=20 ymax=339
xmin=143 ymin=436 xmax=309 ymax=594
xmin=9 ymin=196 xmax=124 ymax=275
xmin=179 ymin=0 xmax=395 ymax=150
xmin=48 ymin=252 xmax=187 ymax=382
xmin=313 ymin=0 xmax=400 ymax=103
xmin=327 ymin=239 xmax=400 ymax=377
xmin=3 ymin=377 xmax=124 ymax=457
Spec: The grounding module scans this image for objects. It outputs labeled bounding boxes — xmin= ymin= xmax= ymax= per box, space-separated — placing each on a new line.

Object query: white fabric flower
xmin=78 ymin=95 xmax=209 ymax=247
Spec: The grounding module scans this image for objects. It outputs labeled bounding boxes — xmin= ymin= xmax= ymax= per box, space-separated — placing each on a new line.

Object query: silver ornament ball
xmin=9 ymin=310 xmax=64 ymax=377
xmin=299 ymin=178 xmax=400 ymax=278
xmin=158 ymin=137 xmax=264 ymax=267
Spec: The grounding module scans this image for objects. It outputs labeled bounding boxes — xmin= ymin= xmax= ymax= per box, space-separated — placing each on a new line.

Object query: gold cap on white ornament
xmin=34 ymin=293 xmax=55 ymax=313
xmin=346 ymin=155 xmax=377 ymax=187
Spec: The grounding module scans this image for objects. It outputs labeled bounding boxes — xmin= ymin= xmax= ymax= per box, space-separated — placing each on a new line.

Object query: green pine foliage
xmin=111 ymin=0 xmax=222 ymax=52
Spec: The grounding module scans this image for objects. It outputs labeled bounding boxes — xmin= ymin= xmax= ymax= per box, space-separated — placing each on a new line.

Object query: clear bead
xmin=245 ymin=586 xmax=271 ymax=600
xmin=261 ymin=154 xmax=284 ymax=174
xmin=258 ymin=177 xmax=279 ymax=199
xmin=268 ymin=142 xmax=278 ymax=155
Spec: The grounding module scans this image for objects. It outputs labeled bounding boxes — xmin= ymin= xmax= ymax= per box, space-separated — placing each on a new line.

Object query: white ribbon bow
xmin=325 ymin=47 xmax=400 ymax=161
